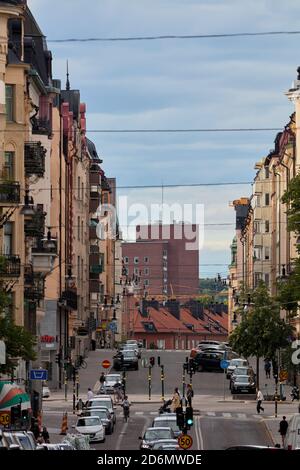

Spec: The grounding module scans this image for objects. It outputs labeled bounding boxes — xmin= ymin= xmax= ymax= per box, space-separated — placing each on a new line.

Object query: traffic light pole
xmin=72 ymin=367 xmax=76 ymax=415
xmin=160 ymin=365 xmax=165 ymax=402
xmin=64 ymin=368 xmax=68 ymax=401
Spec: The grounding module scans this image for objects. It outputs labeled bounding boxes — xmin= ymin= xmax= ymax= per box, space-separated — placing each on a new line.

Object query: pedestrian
xmin=186 ymin=384 xmax=194 ymax=408
xmin=113 ymin=381 xmax=123 ymax=404
xmin=86 ymin=387 xmax=94 ymax=406
xmin=76 ymin=398 xmax=84 ymax=412
xmin=279 ymin=416 xmax=288 ymax=448
xmin=32 ymin=419 xmax=40 ymax=441
xmin=41 ymin=426 xmax=50 ymax=444
xmin=172 ymin=387 xmax=181 ymax=412
xmin=256 ymin=388 xmax=264 ymax=414
xmin=264 ymin=359 xmax=271 ymax=379
xmin=99 ymin=372 xmax=106 ymax=393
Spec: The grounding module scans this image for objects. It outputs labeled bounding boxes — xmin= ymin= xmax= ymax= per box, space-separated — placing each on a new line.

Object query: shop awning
xmin=0 ymin=381 xmax=31 ymax=411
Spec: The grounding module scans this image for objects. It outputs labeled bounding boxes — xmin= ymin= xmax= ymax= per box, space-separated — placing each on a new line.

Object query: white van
xmin=285 ymin=415 xmax=300 ymax=450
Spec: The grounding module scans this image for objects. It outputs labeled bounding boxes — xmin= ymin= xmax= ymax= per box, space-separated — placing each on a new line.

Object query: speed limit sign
xmin=0 ymin=412 xmax=10 ymax=426
xmin=178 ymin=434 xmax=193 ymax=450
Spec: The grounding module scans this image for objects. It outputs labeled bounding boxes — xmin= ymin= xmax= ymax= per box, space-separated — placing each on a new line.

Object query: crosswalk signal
xmin=176 ymin=407 xmax=184 ymax=430
xmin=150 ymin=356 xmax=155 ymax=367
xmin=185 ymin=406 xmax=194 ymax=429
xmin=189 ymin=359 xmax=196 ymax=374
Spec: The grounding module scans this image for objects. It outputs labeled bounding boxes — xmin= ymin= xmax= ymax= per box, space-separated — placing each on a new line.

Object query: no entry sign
xmin=102 ymin=359 xmax=111 ymax=369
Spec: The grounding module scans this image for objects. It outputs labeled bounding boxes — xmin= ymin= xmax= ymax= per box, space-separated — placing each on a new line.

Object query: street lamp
xmin=20 ymin=190 xmax=35 ymax=216
xmin=43 ymin=227 xmax=56 ymax=250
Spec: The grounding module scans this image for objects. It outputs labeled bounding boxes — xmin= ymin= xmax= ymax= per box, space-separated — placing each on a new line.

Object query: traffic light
xmin=189 ymin=359 xmax=196 ymax=374
xmin=21 ymin=410 xmax=29 ymax=429
xmin=10 ymin=405 xmax=21 ymax=425
xmin=150 ymin=356 xmax=155 ymax=367
xmin=55 ymin=353 xmax=61 ymax=364
xmin=185 ymin=406 xmax=194 ymax=429
xmin=176 ymin=407 xmax=184 ymax=430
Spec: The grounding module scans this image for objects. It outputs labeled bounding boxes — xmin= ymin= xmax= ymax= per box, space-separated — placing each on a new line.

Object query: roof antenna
xmin=66 ymin=60 xmax=70 ymax=90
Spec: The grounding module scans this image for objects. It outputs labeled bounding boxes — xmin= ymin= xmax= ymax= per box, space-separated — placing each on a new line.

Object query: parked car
xmin=42 ymin=386 xmax=51 ymax=398
xmin=74 ymin=416 xmax=105 ymax=443
xmin=231 ymin=375 xmax=256 ymax=394
xmin=230 ymin=366 xmax=256 ymax=389
xmin=86 ymin=396 xmax=116 ymax=424
xmin=2 ymin=431 xmax=36 ymax=450
xmin=104 ymin=373 xmax=122 ymax=393
xmin=113 ymin=350 xmax=139 ymax=370
xmin=83 ymin=407 xmax=114 ymax=434
xmin=226 ymin=358 xmax=248 ymax=379
xmin=152 ymin=414 xmax=182 ymax=438
xmin=139 ymin=427 xmax=175 ymax=449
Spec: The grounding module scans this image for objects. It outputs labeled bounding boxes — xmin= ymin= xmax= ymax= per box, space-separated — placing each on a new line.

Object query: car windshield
xmin=154 ymin=420 xmax=179 ymax=431
xmin=234 ymin=367 xmax=249 ymax=375
xmin=237 ymin=376 xmax=250 ymax=383
xmin=106 ymin=375 xmax=120 ymax=382
xmin=230 ymin=360 xmax=246 ymax=367
xmin=144 ymin=429 xmax=172 ymax=441
xmin=16 ymin=435 xmax=33 ymax=450
xmin=87 ymin=410 xmax=108 ymax=419
xmin=77 ymin=418 xmax=100 ymax=427
xmin=90 ymin=400 xmax=112 ymax=409
xmin=152 ymin=441 xmax=176 ymax=449
xmin=122 ymin=350 xmax=136 ymax=358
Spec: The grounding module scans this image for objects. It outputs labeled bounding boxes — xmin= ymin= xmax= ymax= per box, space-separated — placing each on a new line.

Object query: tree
xmin=229 ymin=282 xmax=294 ymax=387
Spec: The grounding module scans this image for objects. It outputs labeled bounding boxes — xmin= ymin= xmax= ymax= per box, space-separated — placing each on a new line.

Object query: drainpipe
xmin=278 ymin=160 xmax=290 ymax=273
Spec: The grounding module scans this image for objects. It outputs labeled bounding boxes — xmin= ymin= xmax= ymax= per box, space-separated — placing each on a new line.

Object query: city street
xmin=41 ymin=349 xmax=298 ymax=449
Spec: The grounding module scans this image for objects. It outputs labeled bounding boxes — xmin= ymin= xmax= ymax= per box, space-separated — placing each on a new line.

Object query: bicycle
xmin=76 ymin=355 xmax=87 ymax=369
xmin=123 ymin=406 xmax=130 ymax=422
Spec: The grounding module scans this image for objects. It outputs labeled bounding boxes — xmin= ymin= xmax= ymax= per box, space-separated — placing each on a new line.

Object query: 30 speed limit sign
xmin=0 ymin=412 xmax=10 ymax=426
xmin=178 ymin=434 xmax=193 ymax=450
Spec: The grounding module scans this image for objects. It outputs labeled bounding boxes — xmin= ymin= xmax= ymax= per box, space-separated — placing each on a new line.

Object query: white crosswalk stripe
xmin=237 ymin=413 xmax=247 ymax=419
xmin=135 ymin=411 xmax=144 ymax=415
xmin=206 ymin=412 xmax=216 ymax=416
xmin=222 ymin=413 xmax=232 ymax=418
xmin=150 ymin=411 xmax=158 ymax=415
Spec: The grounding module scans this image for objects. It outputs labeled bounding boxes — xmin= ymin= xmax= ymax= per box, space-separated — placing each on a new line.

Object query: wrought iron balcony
xmin=24 ymin=209 xmax=46 ymax=238
xmin=61 ymin=289 xmax=78 ymax=310
xmin=31 ymin=118 xmax=52 ymax=137
xmin=0 ymin=182 xmax=20 ymax=204
xmin=24 ymin=141 xmax=46 ymax=177
xmin=89 ymin=253 xmax=104 ymax=274
xmin=24 ymin=266 xmax=45 ymax=301
xmin=32 ymin=237 xmax=58 ymax=255
xmin=0 ymin=254 xmax=21 ymax=277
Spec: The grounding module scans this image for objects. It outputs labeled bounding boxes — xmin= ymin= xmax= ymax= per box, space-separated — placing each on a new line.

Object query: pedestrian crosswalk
xmin=112 ymin=410 xmax=273 ymax=420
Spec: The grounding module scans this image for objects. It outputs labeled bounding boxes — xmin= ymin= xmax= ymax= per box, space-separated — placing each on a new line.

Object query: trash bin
xmin=91 ymin=339 xmax=96 ymax=351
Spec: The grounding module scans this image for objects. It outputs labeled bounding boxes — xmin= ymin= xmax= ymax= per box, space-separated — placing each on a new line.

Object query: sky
xmin=27 ymin=0 xmax=300 ymax=278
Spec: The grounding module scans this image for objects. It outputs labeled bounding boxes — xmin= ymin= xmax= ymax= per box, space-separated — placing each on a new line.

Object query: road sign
xmin=220 ymin=359 xmax=230 ymax=369
xmin=178 ymin=434 xmax=193 ymax=450
xmin=279 ymin=369 xmax=288 ymax=381
xmin=0 ymin=412 xmax=10 ymax=426
xmin=30 ymin=369 xmax=48 ymax=380
xmin=102 ymin=359 xmax=111 ymax=369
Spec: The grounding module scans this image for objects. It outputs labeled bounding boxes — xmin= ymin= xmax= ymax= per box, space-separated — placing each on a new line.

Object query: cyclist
xmin=113 ymin=381 xmax=124 ymax=404
xmin=121 ymin=395 xmax=131 ymax=422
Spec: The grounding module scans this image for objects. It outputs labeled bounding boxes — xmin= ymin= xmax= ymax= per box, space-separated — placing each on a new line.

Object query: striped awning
xmin=0 ymin=381 xmax=30 ymax=411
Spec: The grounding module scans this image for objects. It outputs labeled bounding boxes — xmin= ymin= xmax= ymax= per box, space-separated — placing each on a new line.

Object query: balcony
xmin=0 ymin=182 xmax=20 ymax=204
xmin=61 ymin=289 xmax=78 ymax=310
xmin=0 ymin=254 xmax=21 ymax=277
xmin=24 ymin=209 xmax=46 ymax=238
xmin=32 ymin=238 xmax=58 ymax=274
xmin=89 ymin=171 xmax=101 ymax=185
xmin=89 ymin=279 xmax=100 ymax=293
xmin=24 ymin=266 xmax=45 ymax=301
xmin=89 ymin=253 xmax=104 ymax=275
xmin=31 ymin=117 xmax=52 ymax=137
xmin=25 ymin=141 xmax=46 ymax=177
xmin=90 ymin=198 xmax=100 ymax=214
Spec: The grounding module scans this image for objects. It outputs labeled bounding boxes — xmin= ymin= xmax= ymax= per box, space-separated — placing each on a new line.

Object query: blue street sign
xmin=220 ymin=360 xmax=230 ymax=370
xmin=30 ymin=369 xmax=48 ymax=381
xmin=108 ymin=321 xmax=117 ymax=332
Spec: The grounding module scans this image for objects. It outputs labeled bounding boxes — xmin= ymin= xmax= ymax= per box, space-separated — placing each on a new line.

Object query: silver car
xmin=152 ymin=414 xmax=182 ymax=438
xmin=104 ymin=373 xmax=122 ymax=393
xmin=139 ymin=427 xmax=175 ymax=449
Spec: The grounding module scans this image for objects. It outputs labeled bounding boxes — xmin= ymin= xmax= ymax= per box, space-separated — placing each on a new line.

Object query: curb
xmin=262 ymin=419 xmax=276 ymax=446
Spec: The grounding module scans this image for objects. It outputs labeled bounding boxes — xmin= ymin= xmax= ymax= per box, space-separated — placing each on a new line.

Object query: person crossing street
xmin=256 ymin=388 xmax=264 ymax=414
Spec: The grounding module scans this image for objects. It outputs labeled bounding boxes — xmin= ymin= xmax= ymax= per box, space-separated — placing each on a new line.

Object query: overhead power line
xmin=4 ymin=127 xmax=282 ymax=133
xmin=47 ymin=30 xmax=300 ymax=43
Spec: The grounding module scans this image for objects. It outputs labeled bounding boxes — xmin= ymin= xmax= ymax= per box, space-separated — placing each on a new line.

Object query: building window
xmin=264 ymin=273 xmax=270 ymax=287
xmin=78 ymin=177 xmax=81 ymax=199
xmin=81 ymin=220 xmax=84 ymax=242
xmin=102 ymin=192 xmax=108 ymax=204
xmin=144 ymin=267 xmax=149 ymax=275
xmin=144 ymin=256 xmax=149 ymax=263
xmin=265 ymin=166 xmax=270 ymax=179
xmin=82 ymin=182 xmax=84 ymax=202
xmin=254 ymin=247 xmax=262 ymax=261
xmin=3 ymin=222 xmax=13 ymax=254
xmin=265 ymin=220 xmax=270 ymax=233
xmin=77 ymin=255 xmax=80 ymax=281
xmin=157 ymin=339 xmax=165 ymax=349
xmin=163 ymin=250 xmax=167 ymax=257
xmin=264 ymin=247 xmax=270 ymax=260
xmin=124 ymin=256 xmax=129 ymax=264
xmin=254 ymin=220 xmax=260 ymax=234
xmin=4 ymin=152 xmax=14 ymax=179
xmin=254 ymin=272 xmax=262 ymax=287
xmin=134 ymin=267 xmax=139 ymax=275
xmin=77 ymin=216 xmax=80 ymax=240
xmin=5 ymin=85 xmax=14 ymax=121
xmin=256 ymin=195 xmax=261 ymax=207
xmin=134 ymin=257 xmax=139 ymax=264
xmin=265 ymin=193 xmax=270 ymax=206
xmin=144 ymin=279 xmax=149 ymax=286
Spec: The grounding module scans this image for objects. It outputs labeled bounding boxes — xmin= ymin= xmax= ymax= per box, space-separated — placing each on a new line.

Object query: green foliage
xmin=229 ymin=282 xmax=294 ymax=361
xmin=282 ymin=172 xmax=300 ymax=249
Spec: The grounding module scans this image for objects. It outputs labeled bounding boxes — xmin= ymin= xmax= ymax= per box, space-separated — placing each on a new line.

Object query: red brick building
xmin=122 ymin=223 xmax=199 ymax=298
xmin=122 ymin=294 xmax=228 ymax=349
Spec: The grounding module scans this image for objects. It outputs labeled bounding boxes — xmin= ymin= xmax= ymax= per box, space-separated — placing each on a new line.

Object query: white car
xmin=104 ymin=373 xmax=121 ymax=393
xmin=226 ymin=358 xmax=248 ymax=379
xmin=87 ymin=396 xmax=116 ymax=423
xmin=75 ymin=416 xmax=105 ymax=443
xmin=42 ymin=386 xmax=51 ymax=398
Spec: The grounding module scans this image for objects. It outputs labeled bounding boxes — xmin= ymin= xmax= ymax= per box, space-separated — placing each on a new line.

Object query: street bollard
xmin=148 ymin=366 xmax=152 ymax=400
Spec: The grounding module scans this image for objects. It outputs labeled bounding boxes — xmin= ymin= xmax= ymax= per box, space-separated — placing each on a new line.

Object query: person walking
xmin=264 ymin=359 xmax=271 ymax=379
xmin=86 ymin=387 xmax=94 ymax=406
xmin=41 ymin=426 xmax=50 ymax=444
xmin=172 ymin=388 xmax=181 ymax=412
xmin=99 ymin=372 xmax=106 ymax=393
xmin=32 ymin=419 xmax=40 ymax=441
xmin=279 ymin=416 xmax=288 ymax=448
xmin=256 ymin=388 xmax=264 ymax=414
xmin=186 ymin=384 xmax=194 ymax=408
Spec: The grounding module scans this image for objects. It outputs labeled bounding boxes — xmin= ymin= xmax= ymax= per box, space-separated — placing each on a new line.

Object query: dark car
xmin=192 ymin=350 xmax=224 ymax=372
xmin=139 ymin=427 xmax=175 ymax=449
xmin=230 ymin=367 xmax=256 ymax=389
xmin=231 ymin=375 xmax=256 ymax=394
xmin=113 ymin=350 xmax=139 ymax=370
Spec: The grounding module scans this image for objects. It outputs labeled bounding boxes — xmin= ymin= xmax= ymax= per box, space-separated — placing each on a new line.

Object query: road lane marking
xmin=237 ymin=413 xmax=247 ymax=418
xmin=116 ymin=421 xmax=129 ymax=450
xmin=206 ymin=412 xmax=216 ymax=416
xmin=150 ymin=411 xmax=157 ymax=415
xmin=135 ymin=411 xmax=144 ymax=415
xmin=195 ymin=416 xmax=203 ymax=450
xmin=222 ymin=413 xmax=232 ymax=418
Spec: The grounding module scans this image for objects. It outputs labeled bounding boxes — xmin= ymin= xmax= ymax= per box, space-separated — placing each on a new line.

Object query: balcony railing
xmin=0 ymin=254 xmax=21 ymax=277
xmin=0 ymin=182 xmax=20 ymax=203
xmin=25 ymin=141 xmax=46 ymax=177
xmin=90 ymin=198 xmax=100 ymax=214
xmin=32 ymin=238 xmax=58 ymax=254
xmin=61 ymin=289 xmax=78 ymax=310
xmin=31 ymin=118 xmax=52 ymax=137
xmin=24 ymin=209 xmax=46 ymax=238
xmin=24 ymin=266 xmax=45 ymax=301
xmin=89 ymin=253 xmax=104 ymax=274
